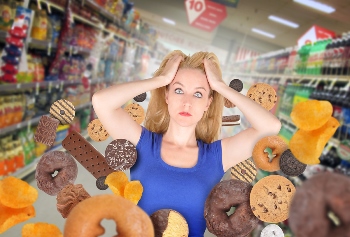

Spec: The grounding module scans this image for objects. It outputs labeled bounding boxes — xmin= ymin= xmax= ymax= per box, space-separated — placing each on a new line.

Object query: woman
xmin=92 ymin=50 xmax=281 ymax=236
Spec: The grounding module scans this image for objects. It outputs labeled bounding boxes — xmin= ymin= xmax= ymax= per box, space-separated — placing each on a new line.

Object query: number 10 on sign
xmin=185 ymin=0 xmax=205 ymax=24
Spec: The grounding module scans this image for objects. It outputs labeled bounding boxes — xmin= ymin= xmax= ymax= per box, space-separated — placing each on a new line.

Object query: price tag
xmin=48 ymin=81 xmax=52 ymax=93
xmin=16 ymin=83 xmax=21 ymax=89
xmin=47 ymin=3 xmax=52 ymax=14
xmin=35 ymin=82 xmax=40 ymax=95
xmin=47 ymin=42 xmax=52 ymax=56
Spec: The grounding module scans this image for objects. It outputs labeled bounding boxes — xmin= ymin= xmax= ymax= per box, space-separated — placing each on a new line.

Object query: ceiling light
xmin=251 ymin=28 xmax=275 ymax=38
xmin=294 ymin=0 xmax=335 ymax=14
xmin=268 ymin=15 xmax=299 ymax=28
xmin=162 ymin=18 xmax=176 ymax=25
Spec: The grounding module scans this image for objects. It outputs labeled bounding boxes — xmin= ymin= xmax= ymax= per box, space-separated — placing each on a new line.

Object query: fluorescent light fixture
xmin=252 ymin=28 xmax=275 ymax=38
xmin=162 ymin=18 xmax=176 ymax=25
xmin=268 ymin=15 xmax=299 ymax=28
xmin=294 ymin=0 xmax=335 ymax=13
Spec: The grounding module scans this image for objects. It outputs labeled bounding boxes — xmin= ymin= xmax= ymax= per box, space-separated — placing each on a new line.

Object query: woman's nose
xmin=182 ymin=94 xmax=192 ymax=107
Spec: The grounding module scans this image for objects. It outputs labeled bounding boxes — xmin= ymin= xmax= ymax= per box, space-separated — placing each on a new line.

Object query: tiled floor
xmin=4 ymin=135 xmax=225 ymax=236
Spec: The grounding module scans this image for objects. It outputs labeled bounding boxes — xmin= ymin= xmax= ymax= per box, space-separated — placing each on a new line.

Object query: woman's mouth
xmin=179 ymin=112 xmax=192 ymax=116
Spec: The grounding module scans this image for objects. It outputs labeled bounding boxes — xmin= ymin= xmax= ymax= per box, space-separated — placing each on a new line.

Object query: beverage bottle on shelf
xmin=340 ymin=92 xmax=350 ymax=140
xmin=322 ymin=38 xmax=335 ymax=75
xmin=330 ymin=37 xmax=343 ymax=75
xmin=285 ymin=46 xmax=297 ymax=75
xmin=315 ymin=39 xmax=328 ymax=75
xmin=306 ymin=41 xmax=318 ymax=75
xmin=297 ymin=43 xmax=311 ymax=74
xmin=342 ymin=32 xmax=350 ymax=76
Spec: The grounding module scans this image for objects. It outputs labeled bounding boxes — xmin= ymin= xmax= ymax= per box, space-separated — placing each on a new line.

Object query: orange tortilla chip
xmin=0 ymin=176 xmax=38 ymax=209
xmin=124 ymin=180 xmax=143 ymax=205
xmin=0 ymin=202 xmax=35 ymax=234
xmin=290 ymin=100 xmax=333 ymax=131
xmin=105 ymin=171 xmax=129 ymax=196
xmin=22 ymin=223 xmax=63 ymax=237
xmin=290 ymin=117 xmax=340 ymax=165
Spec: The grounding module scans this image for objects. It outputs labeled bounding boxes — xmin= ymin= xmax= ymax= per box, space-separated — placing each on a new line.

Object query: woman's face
xmin=165 ymin=68 xmax=212 ymax=127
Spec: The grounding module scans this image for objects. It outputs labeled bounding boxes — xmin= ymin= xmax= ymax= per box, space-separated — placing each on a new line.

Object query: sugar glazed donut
xmin=204 ymin=179 xmax=259 ymax=237
xmin=252 ymin=135 xmax=288 ymax=172
xmin=64 ymin=194 xmax=154 ymax=237
xmin=289 ymin=172 xmax=350 ymax=237
xmin=35 ymin=151 xmax=78 ymax=196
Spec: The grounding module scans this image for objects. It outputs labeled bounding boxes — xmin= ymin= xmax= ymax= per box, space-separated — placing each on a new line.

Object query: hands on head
xmin=159 ymin=54 xmax=223 ymax=91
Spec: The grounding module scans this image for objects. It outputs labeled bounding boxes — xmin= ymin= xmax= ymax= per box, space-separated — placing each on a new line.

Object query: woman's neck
xmin=163 ymin=123 xmax=197 ymax=147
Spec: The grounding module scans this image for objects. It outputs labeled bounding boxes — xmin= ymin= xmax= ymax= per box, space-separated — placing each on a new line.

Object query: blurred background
xmin=1 ymin=0 xmax=350 ymax=236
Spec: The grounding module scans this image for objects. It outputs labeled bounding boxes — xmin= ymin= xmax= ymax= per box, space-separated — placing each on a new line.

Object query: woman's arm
xmin=204 ymin=59 xmax=281 ymax=172
xmin=92 ymin=55 xmax=182 ymax=145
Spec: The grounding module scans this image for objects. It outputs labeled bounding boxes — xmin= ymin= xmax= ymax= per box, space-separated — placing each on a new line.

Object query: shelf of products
xmin=7 ymin=130 xmax=90 ymax=180
xmin=0 ymin=101 xmax=91 ymax=137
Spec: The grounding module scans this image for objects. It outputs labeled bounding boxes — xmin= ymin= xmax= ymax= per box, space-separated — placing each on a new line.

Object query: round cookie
xmin=229 ymin=79 xmax=243 ymax=92
xmin=280 ymin=149 xmax=307 ymax=176
xmin=96 ymin=176 xmax=108 ymax=190
xmin=49 ymin=99 xmax=75 ymax=125
xmin=260 ymin=224 xmax=284 ymax=237
xmin=35 ymin=151 xmax=78 ymax=196
xmin=289 ymin=172 xmax=350 ymax=237
xmin=250 ymin=175 xmax=295 ymax=223
xmin=105 ymin=139 xmax=137 ymax=171
xmin=87 ymin=119 xmax=109 ymax=142
xmin=252 ymin=135 xmax=288 ymax=172
xmin=133 ymin=92 xmax=147 ymax=102
xmin=231 ymin=159 xmax=257 ymax=183
xmin=64 ymin=194 xmax=154 ymax=237
xmin=150 ymin=209 xmax=189 ymax=237
xmin=124 ymin=103 xmax=145 ymax=124
xmin=204 ymin=179 xmax=259 ymax=237
xmin=246 ymin=83 xmax=277 ymax=110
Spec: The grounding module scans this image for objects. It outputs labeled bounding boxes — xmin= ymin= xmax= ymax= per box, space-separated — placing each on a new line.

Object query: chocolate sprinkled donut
xmin=204 ymin=179 xmax=259 ymax=237
xmin=35 ymin=151 xmax=78 ymax=196
xmin=289 ymin=172 xmax=350 ymax=237
xmin=105 ymin=139 xmax=137 ymax=171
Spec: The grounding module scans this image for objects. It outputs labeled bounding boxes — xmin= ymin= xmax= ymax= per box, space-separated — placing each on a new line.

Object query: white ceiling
xmin=133 ymin=0 xmax=350 ymax=52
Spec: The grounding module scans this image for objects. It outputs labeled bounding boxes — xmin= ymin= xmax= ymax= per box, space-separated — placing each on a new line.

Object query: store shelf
xmin=84 ymin=0 xmax=119 ymax=23
xmin=7 ymin=130 xmax=90 ymax=180
xmin=0 ymin=79 xmax=82 ymax=92
xmin=230 ymin=72 xmax=350 ymax=81
xmin=0 ymin=102 xmax=92 ymax=137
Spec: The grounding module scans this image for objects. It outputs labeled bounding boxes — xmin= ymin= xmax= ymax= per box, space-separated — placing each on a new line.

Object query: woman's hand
xmin=159 ymin=55 xmax=183 ymax=85
xmin=204 ymin=58 xmax=224 ymax=91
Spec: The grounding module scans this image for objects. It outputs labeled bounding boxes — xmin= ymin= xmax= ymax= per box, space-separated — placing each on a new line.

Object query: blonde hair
xmin=144 ymin=50 xmax=224 ymax=143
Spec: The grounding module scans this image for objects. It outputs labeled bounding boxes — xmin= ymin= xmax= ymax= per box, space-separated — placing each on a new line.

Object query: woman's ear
xmin=165 ymin=89 xmax=169 ymax=104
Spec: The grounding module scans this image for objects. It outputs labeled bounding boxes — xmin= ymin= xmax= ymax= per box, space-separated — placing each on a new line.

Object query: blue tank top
xmin=130 ymin=126 xmax=225 ymax=236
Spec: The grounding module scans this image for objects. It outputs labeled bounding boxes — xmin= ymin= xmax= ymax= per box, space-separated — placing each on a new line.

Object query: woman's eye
xmin=194 ymin=92 xmax=202 ymax=98
xmin=175 ymin=88 xmax=183 ymax=94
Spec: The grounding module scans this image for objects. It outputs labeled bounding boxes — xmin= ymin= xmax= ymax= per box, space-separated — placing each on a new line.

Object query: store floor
xmin=4 ymin=136 xmax=217 ymax=237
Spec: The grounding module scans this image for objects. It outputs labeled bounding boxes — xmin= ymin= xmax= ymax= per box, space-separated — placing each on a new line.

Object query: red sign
xmin=297 ymin=25 xmax=336 ymax=47
xmin=185 ymin=0 xmax=227 ymax=32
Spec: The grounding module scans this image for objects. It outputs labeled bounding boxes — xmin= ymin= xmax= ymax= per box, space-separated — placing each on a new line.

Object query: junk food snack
xmin=22 ymin=223 xmax=63 ymax=237
xmin=49 ymin=99 xmax=75 ymax=125
xmin=246 ymin=83 xmax=277 ymax=111
xmin=34 ymin=115 xmax=60 ymax=146
xmin=231 ymin=159 xmax=257 ymax=183
xmin=222 ymin=115 xmax=240 ymax=126
xmin=87 ymin=119 xmax=109 ymax=142
xmin=124 ymin=103 xmax=145 ymax=124
xmin=105 ymin=139 xmax=137 ymax=171
xmin=150 ymin=209 xmax=189 ymax=237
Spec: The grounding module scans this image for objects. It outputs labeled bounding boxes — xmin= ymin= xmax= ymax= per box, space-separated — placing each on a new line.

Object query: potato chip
xmin=22 ymin=223 xmax=63 ymax=237
xmin=105 ymin=171 xmax=129 ymax=196
xmin=290 ymin=100 xmax=333 ymax=131
xmin=124 ymin=180 xmax=143 ymax=205
xmin=290 ymin=117 xmax=340 ymax=165
xmin=0 ymin=202 xmax=35 ymax=234
xmin=0 ymin=176 xmax=38 ymax=209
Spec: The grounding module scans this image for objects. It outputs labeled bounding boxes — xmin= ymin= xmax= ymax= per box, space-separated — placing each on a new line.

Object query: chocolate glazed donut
xmin=289 ymin=172 xmax=350 ymax=237
xmin=204 ymin=179 xmax=259 ymax=237
xmin=35 ymin=151 xmax=78 ymax=196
